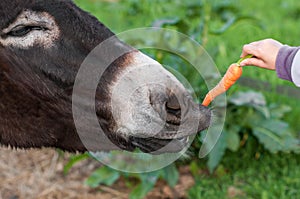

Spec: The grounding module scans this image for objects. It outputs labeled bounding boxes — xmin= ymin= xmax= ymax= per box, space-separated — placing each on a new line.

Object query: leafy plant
xmin=151 ymin=0 xmax=261 ymax=48
xmin=206 ymin=90 xmax=300 ymax=172
xmin=83 ymin=163 xmax=179 ymax=199
xmin=63 ymin=153 xmax=90 ymax=175
xmin=85 ymin=166 xmax=121 ymax=188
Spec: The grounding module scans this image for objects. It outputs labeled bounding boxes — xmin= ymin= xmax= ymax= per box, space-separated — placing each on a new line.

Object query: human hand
xmin=240 ymin=38 xmax=283 ymax=70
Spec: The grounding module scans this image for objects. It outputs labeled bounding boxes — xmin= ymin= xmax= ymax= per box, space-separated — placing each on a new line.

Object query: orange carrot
xmin=202 ymin=55 xmax=253 ymax=106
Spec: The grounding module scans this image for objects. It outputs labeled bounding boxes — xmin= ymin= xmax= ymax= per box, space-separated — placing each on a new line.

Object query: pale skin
xmin=239 ymin=38 xmax=283 ymax=70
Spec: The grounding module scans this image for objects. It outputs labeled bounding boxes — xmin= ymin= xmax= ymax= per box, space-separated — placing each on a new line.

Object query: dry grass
xmin=0 ymin=147 xmax=194 ymax=199
xmin=0 ymin=147 xmax=111 ymax=199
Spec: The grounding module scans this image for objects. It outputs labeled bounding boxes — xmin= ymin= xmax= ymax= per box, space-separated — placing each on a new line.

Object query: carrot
xmin=202 ymin=54 xmax=253 ymax=106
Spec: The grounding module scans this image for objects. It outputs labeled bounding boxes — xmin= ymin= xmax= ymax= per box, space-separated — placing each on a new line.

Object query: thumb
xmin=240 ymin=44 xmax=259 ymax=58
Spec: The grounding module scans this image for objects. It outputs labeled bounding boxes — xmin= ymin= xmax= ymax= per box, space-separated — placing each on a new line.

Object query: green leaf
xmin=252 ymin=104 xmax=271 ymax=119
xmin=129 ymin=172 xmax=159 ymax=199
xmin=85 ymin=166 xmax=120 ymax=188
xmin=188 ymin=179 xmax=202 ymax=199
xmin=226 ymin=128 xmax=240 ymax=152
xmin=269 ymin=104 xmax=292 ymax=119
xmin=209 ymin=16 xmax=236 ymax=35
xmin=207 ymin=132 xmax=227 ymax=173
xmin=161 ymin=164 xmax=179 ymax=187
xmin=252 ymin=119 xmax=299 ymax=153
xmin=138 ymin=170 xmax=161 ymax=184
xmin=63 ymin=153 xmax=90 ymax=175
xmin=190 ymin=161 xmax=199 ymax=176
xmin=229 ymin=91 xmax=266 ymax=106
xmin=129 ymin=182 xmax=155 ymax=199
xmin=152 ymin=17 xmax=180 ymax=28
xmin=253 ymin=127 xmax=283 ymax=153
xmin=260 ymin=120 xmax=289 ymax=136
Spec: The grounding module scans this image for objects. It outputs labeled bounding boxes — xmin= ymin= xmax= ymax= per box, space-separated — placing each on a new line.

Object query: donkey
xmin=0 ymin=0 xmax=211 ymax=153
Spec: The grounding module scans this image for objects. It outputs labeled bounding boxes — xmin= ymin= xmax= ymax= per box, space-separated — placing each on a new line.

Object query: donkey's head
xmin=0 ymin=0 xmax=211 ymax=153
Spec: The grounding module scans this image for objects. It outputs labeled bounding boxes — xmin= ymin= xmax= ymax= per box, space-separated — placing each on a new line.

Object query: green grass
xmin=189 ymin=150 xmax=300 ymax=199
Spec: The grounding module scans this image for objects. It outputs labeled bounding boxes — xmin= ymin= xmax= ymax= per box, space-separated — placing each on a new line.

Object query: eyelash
xmin=7 ymin=25 xmax=47 ymax=37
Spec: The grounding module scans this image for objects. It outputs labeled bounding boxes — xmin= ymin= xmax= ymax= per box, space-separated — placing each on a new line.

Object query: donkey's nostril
xmin=166 ymin=95 xmax=181 ymax=117
xmin=149 ymin=89 xmax=182 ymax=121
xmin=166 ymin=106 xmax=181 ymax=116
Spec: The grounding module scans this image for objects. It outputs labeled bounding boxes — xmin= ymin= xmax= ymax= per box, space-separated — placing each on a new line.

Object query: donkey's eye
xmin=7 ymin=25 xmax=46 ymax=37
xmin=0 ymin=10 xmax=59 ymax=48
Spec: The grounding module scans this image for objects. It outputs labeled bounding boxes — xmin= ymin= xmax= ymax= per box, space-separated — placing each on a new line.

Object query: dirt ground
xmin=0 ymin=147 xmax=195 ymax=199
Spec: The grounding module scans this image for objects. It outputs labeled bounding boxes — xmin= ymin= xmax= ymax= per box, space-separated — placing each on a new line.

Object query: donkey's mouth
xmin=129 ymin=136 xmax=189 ymax=154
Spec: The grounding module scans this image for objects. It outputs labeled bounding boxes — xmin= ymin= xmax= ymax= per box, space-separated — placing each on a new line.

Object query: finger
xmin=240 ymin=39 xmax=265 ymax=57
xmin=240 ymin=51 xmax=248 ymax=58
xmin=240 ymin=45 xmax=249 ymax=57
xmin=239 ymin=58 xmax=266 ymax=68
xmin=248 ymin=41 xmax=261 ymax=46
xmin=240 ymin=44 xmax=259 ymax=58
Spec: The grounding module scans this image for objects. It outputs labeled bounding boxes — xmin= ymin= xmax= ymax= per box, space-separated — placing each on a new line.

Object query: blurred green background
xmin=69 ymin=0 xmax=300 ymax=198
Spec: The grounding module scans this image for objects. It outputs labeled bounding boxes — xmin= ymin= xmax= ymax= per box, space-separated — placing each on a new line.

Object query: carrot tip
xmin=202 ymin=94 xmax=212 ymax=106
